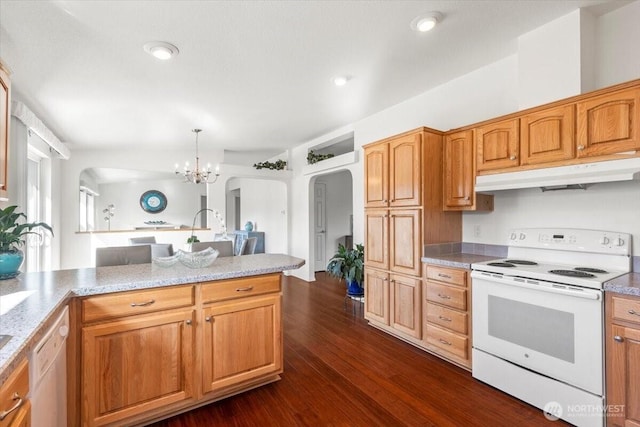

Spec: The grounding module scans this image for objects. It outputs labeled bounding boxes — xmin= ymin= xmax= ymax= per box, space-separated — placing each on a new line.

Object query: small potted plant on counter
xmin=0 ymin=205 xmax=53 ymax=279
xmin=326 ymin=243 xmax=365 ymax=296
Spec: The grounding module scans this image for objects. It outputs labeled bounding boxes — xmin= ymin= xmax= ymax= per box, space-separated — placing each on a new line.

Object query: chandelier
xmin=175 ymin=129 xmax=220 ymax=184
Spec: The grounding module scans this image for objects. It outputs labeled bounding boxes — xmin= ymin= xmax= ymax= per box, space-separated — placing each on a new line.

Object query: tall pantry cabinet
xmin=363 ymin=127 xmax=461 ymax=343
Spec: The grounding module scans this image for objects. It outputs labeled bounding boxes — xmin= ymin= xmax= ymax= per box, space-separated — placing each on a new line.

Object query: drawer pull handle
xmin=613 ymin=335 xmax=624 ymax=343
xmin=437 ymin=293 xmax=451 ymax=299
xmin=130 ymin=299 xmax=155 ymax=307
xmin=0 ymin=393 xmax=23 ymax=421
xmin=628 ymin=309 xmax=640 ymax=316
xmin=437 ymin=273 xmax=452 ymax=279
xmin=438 ymin=338 xmax=452 ymax=346
xmin=236 ymin=286 xmax=254 ymax=292
xmin=438 ymin=315 xmax=452 ymax=322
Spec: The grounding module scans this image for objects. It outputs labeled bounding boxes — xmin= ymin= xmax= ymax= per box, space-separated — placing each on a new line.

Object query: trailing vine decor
xmin=253 ymin=159 xmax=287 ymax=170
xmin=307 ymin=150 xmax=334 ymax=164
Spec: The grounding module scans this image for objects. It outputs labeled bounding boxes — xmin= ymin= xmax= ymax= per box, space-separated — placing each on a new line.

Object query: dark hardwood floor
xmin=150 ymin=272 xmax=565 ymax=427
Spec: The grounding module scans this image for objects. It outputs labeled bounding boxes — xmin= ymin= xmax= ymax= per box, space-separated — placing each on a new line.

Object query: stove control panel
xmin=508 ymin=228 xmax=631 ymax=255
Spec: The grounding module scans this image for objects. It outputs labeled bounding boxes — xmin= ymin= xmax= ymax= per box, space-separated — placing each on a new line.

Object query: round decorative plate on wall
xmin=140 ymin=190 xmax=167 ymax=213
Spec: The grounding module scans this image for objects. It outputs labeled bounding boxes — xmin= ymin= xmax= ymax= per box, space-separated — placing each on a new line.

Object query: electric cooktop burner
xmin=503 ymin=259 xmax=538 ymax=265
xmin=574 ymin=267 xmax=608 ymax=274
xmin=488 ymin=262 xmax=516 ymax=267
xmin=549 ymin=269 xmax=596 ymax=278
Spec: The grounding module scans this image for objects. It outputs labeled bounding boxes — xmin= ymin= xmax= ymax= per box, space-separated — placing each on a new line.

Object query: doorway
xmin=311 ymin=170 xmax=353 ymax=273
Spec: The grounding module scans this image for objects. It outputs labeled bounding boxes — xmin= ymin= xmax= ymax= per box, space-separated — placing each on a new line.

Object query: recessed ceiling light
xmin=333 ymin=75 xmax=351 ymax=86
xmin=143 ymin=41 xmax=179 ymax=60
xmin=410 ymin=12 xmax=443 ymax=32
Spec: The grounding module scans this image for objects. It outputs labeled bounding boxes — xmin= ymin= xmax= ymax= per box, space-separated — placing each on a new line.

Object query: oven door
xmin=471 ymin=271 xmax=603 ymax=395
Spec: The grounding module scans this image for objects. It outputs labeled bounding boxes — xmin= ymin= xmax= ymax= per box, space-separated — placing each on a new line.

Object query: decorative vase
xmin=244 ymin=221 xmax=254 ymax=232
xmin=0 ymin=249 xmax=24 ymax=279
xmin=346 ymin=279 xmax=364 ymax=296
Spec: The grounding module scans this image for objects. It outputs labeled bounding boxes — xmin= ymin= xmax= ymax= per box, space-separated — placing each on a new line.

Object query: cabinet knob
xmin=205 ymin=316 xmax=212 ymax=322
xmin=509 ymin=155 xmax=517 ymax=160
xmin=464 ymin=196 xmax=470 ymax=201
xmin=578 ymin=145 xmax=585 ymax=150
xmin=185 ymin=319 xmax=192 ymax=325
xmin=0 ymin=393 xmax=24 ymax=421
xmin=383 ymin=200 xmax=388 ymax=203
xmin=613 ymin=335 xmax=624 ymax=343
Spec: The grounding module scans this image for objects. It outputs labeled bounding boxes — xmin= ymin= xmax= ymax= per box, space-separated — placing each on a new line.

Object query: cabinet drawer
xmin=425 ymin=303 xmax=468 ymax=334
xmin=426 ymin=282 xmax=467 ymax=310
xmin=82 ymin=285 xmax=194 ymax=323
xmin=202 ymin=274 xmax=281 ymax=303
xmin=611 ymin=295 xmax=640 ymax=325
xmin=425 ymin=324 xmax=468 ymax=360
xmin=0 ymin=359 xmax=29 ymax=427
xmin=425 ymin=266 xmax=466 ymax=287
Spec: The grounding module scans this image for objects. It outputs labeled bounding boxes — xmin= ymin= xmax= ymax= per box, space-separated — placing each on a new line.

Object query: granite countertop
xmin=0 ymin=253 xmax=304 ymax=383
xmin=604 ymin=273 xmax=640 ymax=297
xmin=421 ymin=253 xmax=500 ymax=269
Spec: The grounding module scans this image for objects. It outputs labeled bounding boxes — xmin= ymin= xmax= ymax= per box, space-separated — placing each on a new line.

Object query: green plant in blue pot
xmin=0 ymin=205 xmax=53 ymax=279
xmin=326 ymin=243 xmax=364 ymax=296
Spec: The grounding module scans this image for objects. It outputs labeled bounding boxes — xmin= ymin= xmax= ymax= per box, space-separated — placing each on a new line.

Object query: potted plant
xmin=0 ymin=205 xmax=53 ymax=279
xmin=326 ymin=243 xmax=365 ymax=296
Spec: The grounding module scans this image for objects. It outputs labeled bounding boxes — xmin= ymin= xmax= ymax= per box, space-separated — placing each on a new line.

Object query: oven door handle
xmin=471 ymin=271 xmax=601 ymax=300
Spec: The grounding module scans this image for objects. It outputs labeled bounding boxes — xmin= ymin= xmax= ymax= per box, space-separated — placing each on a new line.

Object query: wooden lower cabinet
xmin=202 ymin=294 xmax=282 ymax=394
xmin=423 ymin=264 xmax=471 ymax=369
xmin=81 ymin=309 xmax=196 ymax=426
xmin=0 ymin=359 xmax=30 ymax=427
xmin=364 ymin=268 xmax=421 ymax=340
xmin=76 ymin=275 xmax=284 ymax=427
xmin=606 ymin=292 xmax=640 ymax=427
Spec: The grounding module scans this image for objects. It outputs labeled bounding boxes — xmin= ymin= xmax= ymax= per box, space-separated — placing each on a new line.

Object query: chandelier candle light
xmin=175 ymin=129 xmax=220 ymax=184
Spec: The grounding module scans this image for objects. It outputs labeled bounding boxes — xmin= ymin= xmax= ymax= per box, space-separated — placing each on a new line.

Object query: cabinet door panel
xmin=390 ymin=274 xmax=421 ymax=338
xmin=364 ymin=210 xmax=388 ymax=270
xmin=389 ymin=135 xmax=421 ymax=207
xmin=608 ymin=324 xmax=640 ymax=426
xmin=444 ymin=130 xmax=473 ymax=208
xmin=82 ymin=310 xmax=195 ymax=426
xmin=389 ymin=209 xmax=421 ymax=277
xmin=364 ymin=269 xmax=389 ymax=325
xmin=364 ymin=143 xmax=389 ymax=207
xmin=0 ymin=65 xmax=9 ymax=200
xmin=577 ymin=87 xmax=640 ymax=157
xmin=520 ymin=104 xmax=575 ymax=165
xmin=476 ymin=119 xmax=519 ymax=171
xmin=203 ymin=295 xmax=282 ymax=393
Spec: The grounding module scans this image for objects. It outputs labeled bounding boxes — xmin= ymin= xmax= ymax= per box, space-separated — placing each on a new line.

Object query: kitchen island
xmin=0 ymin=253 xmax=303 ymax=426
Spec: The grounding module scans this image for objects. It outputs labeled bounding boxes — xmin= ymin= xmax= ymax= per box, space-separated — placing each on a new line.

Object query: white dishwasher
xmin=29 ymin=305 xmax=69 ymax=427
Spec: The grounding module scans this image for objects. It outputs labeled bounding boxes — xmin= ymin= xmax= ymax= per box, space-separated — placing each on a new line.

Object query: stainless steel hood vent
xmin=475 ymin=157 xmax=640 ymax=192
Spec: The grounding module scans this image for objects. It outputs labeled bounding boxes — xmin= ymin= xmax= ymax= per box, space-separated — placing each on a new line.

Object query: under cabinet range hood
xmin=475 ymin=157 xmax=640 ymax=191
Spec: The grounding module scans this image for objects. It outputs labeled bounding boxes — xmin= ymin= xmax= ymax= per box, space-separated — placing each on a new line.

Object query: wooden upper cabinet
xmin=0 ymin=63 xmax=10 ymax=201
xmin=444 ymin=130 xmax=474 ymax=208
xmin=364 ymin=143 xmax=389 ymax=207
xmin=364 ymin=130 xmax=422 ymax=208
xmin=475 ymin=118 xmax=519 ymax=171
xmin=520 ymin=104 xmax=575 ymax=165
xmin=389 ymin=134 xmax=422 ymax=207
xmin=577 ymin=86 xmax=640 ymax=158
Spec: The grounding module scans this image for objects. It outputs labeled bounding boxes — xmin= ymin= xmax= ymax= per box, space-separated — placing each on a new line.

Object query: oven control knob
xmin=599 ymin=236 xmax=610 ymax=245
xmin=510 ymin=233 xmax=517 ymax=241
xmin=614 ymin=237 xmax=625 ymax=246
xmin=519 ymin=233 xmax=526 ymax=240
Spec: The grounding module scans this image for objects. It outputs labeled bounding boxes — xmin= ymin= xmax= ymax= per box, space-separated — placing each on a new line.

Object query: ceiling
xmin=0 ymin=0 xmax=627 ymax=154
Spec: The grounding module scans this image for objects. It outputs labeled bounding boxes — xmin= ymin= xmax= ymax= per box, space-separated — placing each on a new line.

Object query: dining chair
xmin=128 ymin=236 xmax=157 ymax=245
xmin=242 ymin=237 xmax=258 ymax=255
xmin=150 ymin=243 xmax=173 ymax=258
xmin=96 ymin=245 xmax=152 ymax=267
xmin=190 ymin=240 xmax=234 ymax=257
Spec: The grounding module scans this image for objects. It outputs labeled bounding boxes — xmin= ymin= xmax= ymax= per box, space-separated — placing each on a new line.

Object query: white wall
xmin=95 ymin=179 xmax=204 ymax=230
xmin=225 ymin=177 xmax=287 ymax=254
